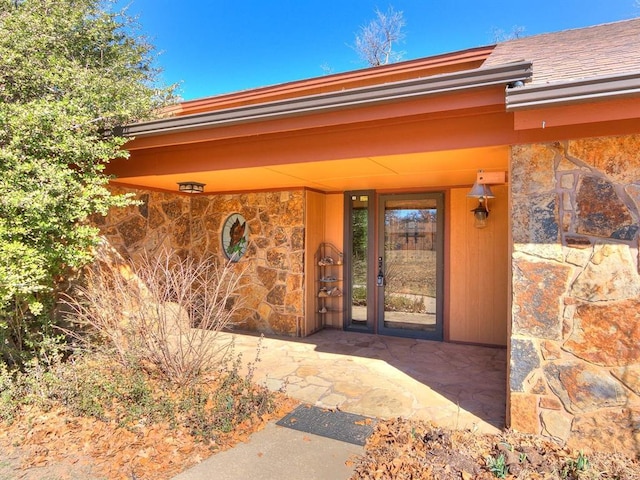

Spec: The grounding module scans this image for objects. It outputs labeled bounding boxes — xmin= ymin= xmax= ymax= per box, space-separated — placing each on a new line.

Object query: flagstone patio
xmin=224 ymin=328 xmax=507 ymax=434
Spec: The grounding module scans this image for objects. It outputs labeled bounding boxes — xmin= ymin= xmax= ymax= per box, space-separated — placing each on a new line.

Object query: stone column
xmin=509 ymin=135 xmax=640 ymax=454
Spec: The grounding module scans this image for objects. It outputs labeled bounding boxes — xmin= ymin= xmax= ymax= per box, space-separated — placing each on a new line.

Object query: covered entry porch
xmin=105 ymin=53 xmax=519 ymax=344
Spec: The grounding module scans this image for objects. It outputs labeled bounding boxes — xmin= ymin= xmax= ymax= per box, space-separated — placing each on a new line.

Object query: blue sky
xmin=116 ymin=0 xmax=640 ymax=100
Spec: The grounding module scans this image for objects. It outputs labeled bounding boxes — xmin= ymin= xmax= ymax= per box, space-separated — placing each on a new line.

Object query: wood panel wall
xmin=449 ymin=185 xmax=509 ymax=346
xmin=323 ymin=193 xmax=344 ymax=328
xmin=303 ymin=190 xmax=326 ymax=336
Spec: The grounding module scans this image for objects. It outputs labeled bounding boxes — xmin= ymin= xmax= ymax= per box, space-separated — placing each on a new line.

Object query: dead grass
xmin=385 ymin=250 xmax=437 ymax=297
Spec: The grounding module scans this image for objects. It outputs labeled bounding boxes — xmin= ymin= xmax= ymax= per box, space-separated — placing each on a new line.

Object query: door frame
xmin=343 ymin=190 xmax=445 ymax=340
xmin=343 ymin=190 xmax=377 ymax=333
xmin=377 ymin=192 xmax=445 ymax=340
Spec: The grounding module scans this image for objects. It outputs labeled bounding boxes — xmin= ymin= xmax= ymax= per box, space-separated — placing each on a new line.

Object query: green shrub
xmin=0 ymin=0 xmax=176 ymax=364
xmin=352 ymin=286 xmax=367 ymax=306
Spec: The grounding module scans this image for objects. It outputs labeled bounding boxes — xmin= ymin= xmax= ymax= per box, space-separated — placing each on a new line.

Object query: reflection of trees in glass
xmin=385 ymin=208 xmax=437 ymax=252
xmin=352 ymin=208 xmax=368 ymax=261
xmin=384 ymin=207 xmax=437 ymax=299
xmin=351 ymin=207 xmax=368 ymax=284
xmin=349 ymin=200 xmax=440 ymax=316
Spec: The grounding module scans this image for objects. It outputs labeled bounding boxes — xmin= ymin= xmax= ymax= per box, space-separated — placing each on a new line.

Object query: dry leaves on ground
xmin=350 ymin=418 xmax=640 ymax=480
xmin=0 ymin=395 xmax=297 ymax=480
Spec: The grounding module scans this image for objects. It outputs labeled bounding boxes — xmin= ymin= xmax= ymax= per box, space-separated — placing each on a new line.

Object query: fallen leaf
xmin=354 ymin=418 xmax=372 ymax=426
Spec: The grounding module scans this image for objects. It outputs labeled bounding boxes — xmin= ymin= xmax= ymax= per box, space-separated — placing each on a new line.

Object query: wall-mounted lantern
xmin=467 ymin=170 xmax=500 ymax=229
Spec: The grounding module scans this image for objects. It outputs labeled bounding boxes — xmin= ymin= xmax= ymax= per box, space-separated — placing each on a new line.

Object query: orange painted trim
xmin=374 ymin=186 xmax=463 ymax=195
xmin=109 ymin=180 xmax=309 ymax=196
xmin=514 ymin=117 xmax=640 ymax=144
xmin=513 ymin=97 xmax=640 ymax=130
xmin=109 ymin=112 xmax=638 ymax=185
xmin=109 ymin=181 xmax=179 ymax=195
xmin=443 ymin=188 xmax=451 ymax=343
xmin=108 ymin=111 xmax=517 ymax=179
xmin=174 ymin=46 xmax=496 ymax=116
xmin=124 ymin=87 xmax=508 ymax=151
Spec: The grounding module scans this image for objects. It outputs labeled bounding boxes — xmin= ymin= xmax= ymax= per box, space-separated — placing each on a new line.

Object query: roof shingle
xmin=483 ymin=18 xmax=640 ymax=85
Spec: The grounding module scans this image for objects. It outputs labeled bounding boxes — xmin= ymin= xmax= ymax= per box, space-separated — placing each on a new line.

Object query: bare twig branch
xmin=61 ymin=247 xmax=248 ymax=387
xmin=353 ymin=6 xmax=406 ymax=67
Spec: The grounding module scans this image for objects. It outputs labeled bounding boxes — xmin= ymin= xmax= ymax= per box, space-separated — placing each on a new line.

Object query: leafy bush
xmin=352 ymin=286 xmax=367 ymax=306
xmin=0 ymin=353 xmax=65 ymax=423
xmin=0 ymin=0 xmax=176 ymax=363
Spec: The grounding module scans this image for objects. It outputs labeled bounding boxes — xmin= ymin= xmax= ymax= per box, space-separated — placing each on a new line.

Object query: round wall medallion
xmin=222 ymin=213 xmax=249 ymax=261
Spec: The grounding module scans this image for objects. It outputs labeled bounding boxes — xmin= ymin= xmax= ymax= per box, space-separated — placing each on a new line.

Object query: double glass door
xmin=345 ymin=192 xmax=443 ymax=340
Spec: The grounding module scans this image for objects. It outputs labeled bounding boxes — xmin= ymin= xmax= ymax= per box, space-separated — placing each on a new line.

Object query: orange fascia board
xmin=513 ymin=96 xmax=640 ymax=130
xmin=108 ymin=111 xmax=517 ymax=179
xmin=124 ymin=87 xmax=508 ymax=151
xmin=121 ymin=61 xmax=532 ymax=150
xmin=174 ymin=45 xmax=496 ymax=116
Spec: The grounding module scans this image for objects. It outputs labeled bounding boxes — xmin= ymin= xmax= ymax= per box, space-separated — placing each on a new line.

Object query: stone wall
xmin=510 ymin=135 xmax=640 ymax=454
xmin=95 ymin=187 xmax=306 ymax=336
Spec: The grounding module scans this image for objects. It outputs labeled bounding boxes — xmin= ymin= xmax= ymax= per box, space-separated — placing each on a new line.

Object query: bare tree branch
xmin=492 ymin=25 xmax=526 ymax=42
xmin=353 ymin=6 xmax=406 ymax=67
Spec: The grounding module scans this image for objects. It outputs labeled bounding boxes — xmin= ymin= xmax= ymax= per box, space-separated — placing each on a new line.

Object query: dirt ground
xmin=350 ymin=418 xmax=640 ymax=480
xmin=2 ymin=411 xmax=639 ymax=479
xmin=0 ymin=397 xmax=297 ymax=480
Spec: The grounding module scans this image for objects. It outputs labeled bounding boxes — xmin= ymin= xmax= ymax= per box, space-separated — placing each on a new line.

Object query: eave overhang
xmin=506 ymin=70 xmax=640 ymax=110
xmin=175 ymin=45 xmax=496 ymax=116
xmin=119 ymin=61 xmax=532 ymax=139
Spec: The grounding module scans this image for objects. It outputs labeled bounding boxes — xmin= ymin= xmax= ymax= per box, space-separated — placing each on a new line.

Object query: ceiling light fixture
xmin=177 ymin=181 xmax=206 ymax=194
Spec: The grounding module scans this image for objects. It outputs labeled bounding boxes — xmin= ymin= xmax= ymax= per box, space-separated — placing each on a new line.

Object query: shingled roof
xmin=484 ymin=17 xmax=640 ymax=85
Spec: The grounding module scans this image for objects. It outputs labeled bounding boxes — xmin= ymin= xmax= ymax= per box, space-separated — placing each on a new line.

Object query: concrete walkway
xmin=174 ymin=329 xmax=506 ymax=479
xmin=172 ymin=422 xmax=363 ymax=480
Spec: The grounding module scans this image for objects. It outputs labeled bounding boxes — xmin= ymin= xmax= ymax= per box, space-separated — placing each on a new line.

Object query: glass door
xmin=344 ymin=191 xmax=444 ymax=340
xmin=377 ymin=193 xmax=443 ymax=340
xmin=344 ymin=192 xmax=375 ymax=332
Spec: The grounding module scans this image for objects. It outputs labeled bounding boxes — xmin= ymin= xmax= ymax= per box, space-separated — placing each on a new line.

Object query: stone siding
xmin=95 ymin=187 xmax=306 ymax=336
xmin=510 ymin=135 xmax=640 ymax=454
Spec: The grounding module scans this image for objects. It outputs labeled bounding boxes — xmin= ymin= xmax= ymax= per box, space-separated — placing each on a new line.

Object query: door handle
xmin=377 ymin=256 xmax=384 ymax=286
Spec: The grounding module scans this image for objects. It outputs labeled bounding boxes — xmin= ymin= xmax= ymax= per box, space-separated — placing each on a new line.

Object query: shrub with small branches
xmin=63 ymin=246 xmax=248 ymax=386
xmin=0 ymin=346 xmax=280 ymax=443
